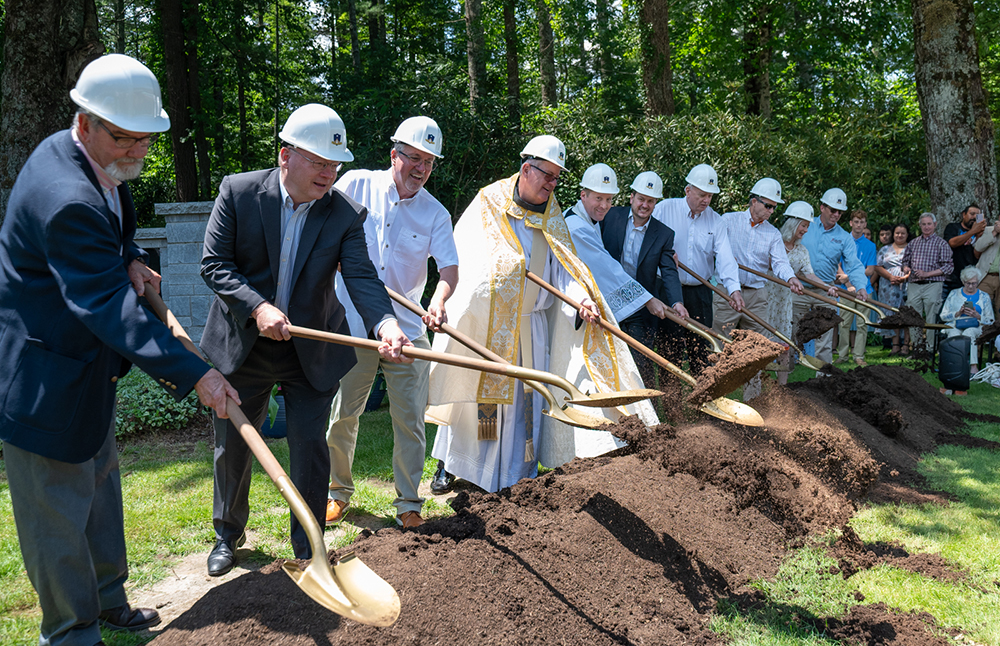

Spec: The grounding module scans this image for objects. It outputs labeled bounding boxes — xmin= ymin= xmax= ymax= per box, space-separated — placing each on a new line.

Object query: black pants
xmin=658 ymin=284 xmax=713 ymax=375
xmin=213 ymin=337 xmax=336 ymax=559
xmin=620 ymin=314 xmax=657 ymax=388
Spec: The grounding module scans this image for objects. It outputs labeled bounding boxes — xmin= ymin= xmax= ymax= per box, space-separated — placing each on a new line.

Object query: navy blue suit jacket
xmin=0 ymin=130 xmax=209 ymax=462
xmin=601 ymin=206 xmax=683 ymax=326
xmin=199 ymin=168 xmax=393 ymax=392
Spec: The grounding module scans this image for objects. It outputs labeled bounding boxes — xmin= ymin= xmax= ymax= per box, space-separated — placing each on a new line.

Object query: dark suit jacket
xmin=601 ymin=206 xmax=683 ymax=327
xmin=0 ymin=130 xmax=209 ymax=462
xmin=199 ymin=168 xmax=393 ymax=392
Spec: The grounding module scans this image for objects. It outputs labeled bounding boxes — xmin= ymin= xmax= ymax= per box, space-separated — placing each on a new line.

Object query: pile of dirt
xmin=151 ymin=365 xmax=994 ymax=646
xmin=878 ymin=305 xmax=927 ymax=328
xmin=794 ymin=306 xmax=840 ymax=344
xmin=687 ymin=329 xmax=784 ymax=404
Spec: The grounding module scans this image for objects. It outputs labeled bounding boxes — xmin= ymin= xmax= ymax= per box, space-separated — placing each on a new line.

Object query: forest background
xmin=0 ymin=0 xmax=998 ymax=235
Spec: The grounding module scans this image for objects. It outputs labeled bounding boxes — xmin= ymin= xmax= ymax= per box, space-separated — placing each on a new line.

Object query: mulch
xmin=151 ymin=365 xmax=994 ymax=646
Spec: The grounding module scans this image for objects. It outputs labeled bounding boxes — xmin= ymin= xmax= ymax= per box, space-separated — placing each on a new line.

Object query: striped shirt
xmin=720 ymin=210 xmax=796 ymax=288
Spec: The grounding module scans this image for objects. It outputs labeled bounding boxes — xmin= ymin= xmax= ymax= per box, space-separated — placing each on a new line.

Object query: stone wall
xmin=144 ymin=201 xmax=215 ymax=343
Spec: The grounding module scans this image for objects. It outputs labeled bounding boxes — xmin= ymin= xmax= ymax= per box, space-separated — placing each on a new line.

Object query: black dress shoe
xmin=98 ymin=604 xmax=161 ymax=631
xmin=207 ymin=533 xmax=246 ymax=577
xmin=430 ymin=460 xmax=455 ymax=494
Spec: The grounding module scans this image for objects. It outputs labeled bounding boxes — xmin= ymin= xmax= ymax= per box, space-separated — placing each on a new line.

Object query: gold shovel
xmin=385 ymin=287 xmax=662 ymax=408
xmin=677 ymin=261 xmax=826 ymax=370
xmin=286 ymin=325 xmax=614 ymax=430
xmin=143 ymin=290 xmax=401 ymax=627
xmin=797 ymin=275 xmax=953 ymax=331
xmin=523 ymin=271 xmax=764 ymax=426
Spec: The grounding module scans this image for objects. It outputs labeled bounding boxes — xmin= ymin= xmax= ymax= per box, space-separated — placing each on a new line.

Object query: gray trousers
xmin=213 ymin=337 xmax=335 ymax=559
xmin=5 ymin=420 xmax=128 ymax=646
xmin=327 ymin=335 xmax=430 ymax=515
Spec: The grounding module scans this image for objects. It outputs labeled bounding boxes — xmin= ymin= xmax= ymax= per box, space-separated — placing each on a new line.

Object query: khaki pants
xmin=712 ymin=287 xmax=769 ymax=337
xmin=837 ymin=308 xmax=868 ymax=361
xmin=979 ymin=273 xmax=1000 ymax=322
xmin=907 ymin=281 xmax=944 ymax=352
xmin=327 ymin=334 xmax=431 ymax=515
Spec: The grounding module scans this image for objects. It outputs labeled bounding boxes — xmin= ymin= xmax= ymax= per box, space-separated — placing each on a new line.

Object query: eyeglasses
xmin=96 ymin=120 xmax=159 ymax=149
xmin=528 ymin=163 xmax=560 ymax=184
xmin=395 ymin=149 xmax=435 ymax=169
xmin=753 ymin=196 xmax=776 ymax=211
xmin=288 ymin=147 xmax=342 ymax=173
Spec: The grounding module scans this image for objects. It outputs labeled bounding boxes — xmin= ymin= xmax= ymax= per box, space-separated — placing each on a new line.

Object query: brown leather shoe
xmin=396 ymin=511 xmax=424 ymax=529
xmin=326 ymin=499 xmax=349 ymax=525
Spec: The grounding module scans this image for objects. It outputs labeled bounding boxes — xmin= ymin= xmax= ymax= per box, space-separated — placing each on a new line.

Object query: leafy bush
xmin=115 ymin=369 xmax=202 ymax=437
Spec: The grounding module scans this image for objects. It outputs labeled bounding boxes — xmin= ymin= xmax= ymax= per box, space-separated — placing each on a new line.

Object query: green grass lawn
xmin=1 ymin=341 xmax=998 ymax=645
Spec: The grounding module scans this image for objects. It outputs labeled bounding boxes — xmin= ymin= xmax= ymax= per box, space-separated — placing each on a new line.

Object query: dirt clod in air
xmin=795 ymin=307 xmax=840 ymax=344
xmin=686 ymin=329 xmax=784 ymax=405
xmin=878 ymin=304 xmax=927 ymax=328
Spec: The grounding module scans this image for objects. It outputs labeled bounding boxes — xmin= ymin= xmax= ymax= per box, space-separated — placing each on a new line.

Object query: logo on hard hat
xmin=603 ymin=176 xmax=610 ymax=184
xmin=708 ymin=178 xmax=715 ymax=186
xmin=837 ymin=198 xmax=843 ymax=205
xmin=332 ymin=133 xmax=343 ymax=146
xmin=558 ymin=151 xmax=565 ymax=161
xmin=647 ymin=182 xmax=654 ymax=189
xmin=426 ymin=133 xmax=435 ymax=144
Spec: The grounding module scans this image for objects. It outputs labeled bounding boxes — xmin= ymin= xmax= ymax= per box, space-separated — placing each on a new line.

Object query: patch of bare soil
xmin=795 ymin=306 xmax=840 ymax=344
xmin=151 ymin=364 xmax=992 ymax=646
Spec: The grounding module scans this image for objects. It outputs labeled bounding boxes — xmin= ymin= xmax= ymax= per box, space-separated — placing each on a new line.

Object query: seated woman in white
xmin=940 ymin=266 xmax=995 ymax=374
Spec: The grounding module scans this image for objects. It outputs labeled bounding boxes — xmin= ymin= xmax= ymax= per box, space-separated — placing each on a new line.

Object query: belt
xmin=912 ymin=280 xmax=931 ymax=284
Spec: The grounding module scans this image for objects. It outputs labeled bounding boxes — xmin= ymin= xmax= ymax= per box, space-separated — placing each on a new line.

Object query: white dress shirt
xmin=334 ymin=168 xmax=459 ymax=340
xmin=651 ymin=197 xmax=741 ymax=294
xmin=720 ymin=210 xmax=796 ymax=288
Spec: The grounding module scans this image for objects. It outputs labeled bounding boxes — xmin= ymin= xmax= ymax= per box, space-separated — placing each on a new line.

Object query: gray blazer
xmin=200 ymin=168 xmax=393 ymax=392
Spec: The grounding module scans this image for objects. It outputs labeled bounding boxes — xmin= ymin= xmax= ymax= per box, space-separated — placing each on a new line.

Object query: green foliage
xmin=114 ymin=369 xmax=202 ymax=437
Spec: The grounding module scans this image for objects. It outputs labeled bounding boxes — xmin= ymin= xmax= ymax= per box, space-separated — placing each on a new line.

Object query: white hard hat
xmin=784 ymin=201 xmax=814 ymax=222
xmin=279 ymin=103 xmax=354 ymax=162
xmin=750 ymin=177 xmax=784 ymax=204
xmin=630 ymin=171 xmax=663 ymax=199
xmin=70 ymin=54 xmax=170 ymax=133
xmin=685 ymin=163 xmax=719 ymax=194
xmin=580 ymin=163 xmax=620 ymax=195
xmin=820 ymin=187 xmax=848 ymax=210
xmin=391 ymin=116 xmax=443 ymax=158
xmin=520 ymin=135 xmax=567 ymax=170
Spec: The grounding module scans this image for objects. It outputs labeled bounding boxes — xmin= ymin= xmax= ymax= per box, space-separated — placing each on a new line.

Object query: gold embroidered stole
xmin=476 ymin=173 xmax=625 ymax=405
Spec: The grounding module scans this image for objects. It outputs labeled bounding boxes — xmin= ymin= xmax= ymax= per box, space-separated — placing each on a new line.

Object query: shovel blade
xmin=699 ymin=397 xmax=764 ymax=426
xmin=564 ymin=388 xmax=664 ymax=407
xmin=543 ymin=406 xmax=615 ymax=429
xmin=283 ymin=552 xmax=401 ymax=627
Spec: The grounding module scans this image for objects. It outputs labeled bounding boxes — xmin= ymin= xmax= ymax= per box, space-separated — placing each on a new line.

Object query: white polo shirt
xmin=334 ymin=168 xmax=459 ymax=340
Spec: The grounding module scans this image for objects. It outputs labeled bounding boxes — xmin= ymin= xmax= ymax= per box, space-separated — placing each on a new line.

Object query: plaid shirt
xmin=901 ymin=233 xmax=953 ymax=282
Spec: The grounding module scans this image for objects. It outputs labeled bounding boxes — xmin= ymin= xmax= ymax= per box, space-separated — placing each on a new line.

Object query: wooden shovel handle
xmin=523 ymin=271 xmax=696 ymax=386
xmin=142 ymin=290 xmax=288 ymax=484
xmin=797 ymin=274 xmax=896 ymax=312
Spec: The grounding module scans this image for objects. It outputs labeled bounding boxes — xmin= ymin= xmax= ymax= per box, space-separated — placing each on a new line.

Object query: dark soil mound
xmin=152 ymin=365 xmax=989 ymax=646
xmin=795 ymin=306 xmax=840 ymax=344
xmin=687 ymin=329 xmax=783 ymax=404
xmin=878 ymin=305 xmax=927 ymax=328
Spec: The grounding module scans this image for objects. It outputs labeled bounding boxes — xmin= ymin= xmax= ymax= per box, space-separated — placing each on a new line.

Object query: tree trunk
xmin=640 ymin=0 xmax=673 ymax=116
xmin=115 ymin=0 xmax=126 ymax=53
xmin=347 ymin=0 xmax=361 ymax=73
xmin=537 ymin=0 xmax=556 ymax=107
xmin=184 ymin=0 xmax=210 ymax=199
xmin=465 ymin=0 xmax=487 ymax=114
xmin=912 ymin=0 xmax=998 ymax=224
xmin=160 ymin=0 xmax=198 ymax=201
xmin=503 ymin=0 xmax=521 ymax=135
xmin=0 ymin=0 xmax=104 ymax=220
xmin=595 ymin=0 xmax=612 ymax=84
xmin=743 ymin=2 xmax=772 ymax=118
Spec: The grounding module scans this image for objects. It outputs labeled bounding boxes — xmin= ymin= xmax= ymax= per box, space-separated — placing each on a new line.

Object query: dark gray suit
xmin=601 ymin=206 xmax=683 ymax=386
xmin=201 ymin=168 xmax=393 ymax=558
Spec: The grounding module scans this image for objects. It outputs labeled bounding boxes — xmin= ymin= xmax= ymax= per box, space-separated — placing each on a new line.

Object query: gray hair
xmin=780 ymin=217 xmax=802 ymax=243
xmin=919 ymin=211 xmax=937 ymax=224
xmin=960 ymin=266 xmax=982 ymax=284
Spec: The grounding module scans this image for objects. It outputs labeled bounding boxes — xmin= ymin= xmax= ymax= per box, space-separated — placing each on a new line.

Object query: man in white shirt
xmin=715 ymin=177 xmax=803 ymax=335
xmin=651 ymin=164 xmax=744 ymax=374
xmin=325 ymin=116 xmax=459 ymax=529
